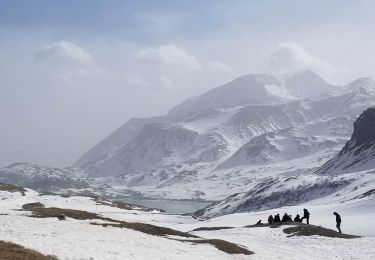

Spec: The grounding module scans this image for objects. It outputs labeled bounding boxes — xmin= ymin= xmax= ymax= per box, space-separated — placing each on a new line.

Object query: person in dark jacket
xmin=268 ymin=215 xmax=274 ymax=224
xmin=301 ymin=208 xmax=310 ymax=224
xmin=333 ymin=212 xmax=342 ymax=233
xmin=294 ymin=214 xmax=302 ymax=222
xmin=282 ymin=213 xmax=292 ymax=222
xmin=274 ymin=214 xmax=281 ymax=222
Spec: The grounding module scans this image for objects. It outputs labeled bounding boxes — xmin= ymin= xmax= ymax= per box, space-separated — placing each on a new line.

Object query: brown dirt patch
xmin=0 ymin=182 xmax=26 ymax=195
xmin=29 ymin=207 xmax=104 ymax=220
xmin=91 ymin=221 xmax=198 ymax=238
xmin=175 ymin=239 xmax=254 ymax=255
xmin=22 ymin=202 xmax=45 ymax=210
xmin=0 ymin=240 xmax=57 ymax=260
xmin=283 ymin=224 xmax=360 ymax=239
xmin=192 ymin=226 xmax=234 ymax=232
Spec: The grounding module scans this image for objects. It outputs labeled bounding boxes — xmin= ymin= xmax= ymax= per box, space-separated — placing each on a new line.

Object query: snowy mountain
xmin=317 ymin=107 xmax=375 ymax=174
xmin=281 ymin=70 xmax=335 ymax=99
xmin=0 ymin=163 xmax=91 ymax=193
xmin=74 ymin=116 xmax=165 ymax=169
xmin=2 ymin=70 xmax=375 ymax=203
xmin=69 ymin=71 xmax=375 ymax=199
xmin=195 ymin=107 xmax=375 ymax=218
xmin=75 ymin=71 xmax=337 ymax=174
xmin=168 ymin=74 xmax=293 ymax=118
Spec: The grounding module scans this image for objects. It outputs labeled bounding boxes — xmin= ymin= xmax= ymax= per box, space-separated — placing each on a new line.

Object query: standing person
xmin=333 ymin=212 xmax=342 ymax=233
xmin=268 ymin=215 xmax=274 ymax=224
xmin=301 ymin=208 xmax=310 ymax=224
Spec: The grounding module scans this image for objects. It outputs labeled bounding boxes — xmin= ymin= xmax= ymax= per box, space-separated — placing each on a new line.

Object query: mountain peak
xmin=345 ymin=77 xmax=375 ymax=90
xmin=167 ymin=73 xmax=288 ymax=118
xmin=282 ymin=70 xmax=332 ymax=99
xmin=350 ymin=107 xmax=375 ymax=147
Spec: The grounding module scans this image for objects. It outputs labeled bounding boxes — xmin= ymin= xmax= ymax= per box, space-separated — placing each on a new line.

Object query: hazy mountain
xmin=0 ymin=163 xmax=90 ymax=192
xmin=74 ymin=116 xmax=166 ymax=169
xmin=2 ymin=70 xmax=375 ymax=203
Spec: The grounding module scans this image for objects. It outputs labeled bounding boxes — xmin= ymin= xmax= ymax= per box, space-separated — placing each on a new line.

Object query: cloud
xmin=34 ymin=41 xmax=94 ymax=66
xmin=160 ymin=75 xmax=176 ymax=90
xmin=137 ymin=44 xmax=201 ymax=70
xmin=34 ymin=41 xmax=97 ymax=85
xmin=206 ymin=60 xmax=234 ymax=74
xmin=269 ymin=43 xmax=335 ymax=72
xmin=124 ymin=73 xmax=152 ymax=89
xmin=269 ymin=42 xmax=350 ymax=83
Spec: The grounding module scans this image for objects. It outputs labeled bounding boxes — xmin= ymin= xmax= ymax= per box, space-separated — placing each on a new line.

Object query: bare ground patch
xmin=283 ymin=224 xmax=360 ymax=239
xmin=0 ymin=240 xmax=57 ymax=260
xmin=0 ymin=182 xmax=26 ymax=195
xmin=173 ymin=239 xmax=254 ymax=255
xmin=25 ymin=207 xmax=254 ymax=255
xmin=192 ymin=226 xmax=234 ymax=232
xmin=29 ymin=207 xmax=104 ymax=220
xmin=22 ymin=202 xmax=45 ymax=210
xmin=91 ymin=221 xmax=198 ymax=238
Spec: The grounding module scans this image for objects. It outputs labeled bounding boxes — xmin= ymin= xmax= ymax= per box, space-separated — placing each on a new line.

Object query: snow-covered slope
xmin=282 ymin=70 xmax=336 ymax=99
xmin=168 ymin=74 xmax=292 ymax=118
xmin=65 ymin=71 xmax=375 ymax=200
xmin=76 ymin=71 xmax=342 ymax=178
xmin=0 ymin=163 xmax=90 ymax=192
xmin=74 ymin=116 xmax=166 ymax=169
xmin=1 ymin=184 xmax=375 ymax=259
xmin=3 ymin=71 xmax=375 ymax=202
xmin=318 ymin=107 xmax=375 ymax=174
xmin=195 ymin=106 xmax=375 ymax=218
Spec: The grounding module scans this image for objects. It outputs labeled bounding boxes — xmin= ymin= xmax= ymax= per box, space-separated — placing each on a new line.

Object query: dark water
xmin=121 ymin=197 xmax=212 ymax=214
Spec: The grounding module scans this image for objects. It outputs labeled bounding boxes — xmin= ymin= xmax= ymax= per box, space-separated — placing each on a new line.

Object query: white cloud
xmin=137 ymin=44 xmax=201 ymax=70
xmin=34 ymin=41 xmax=94 ymax=66
xmin=125 ymin=73 xmax=152 ymax=89
xmin=206 ymin=60 xmax=234 ymax=74
xmin=269 ymin=42 xmax=351 ymax=83
xmin=160 ymin=75 xmax=176 ymax=90
xmin=34 ymin=41 xmax=97 ymax=85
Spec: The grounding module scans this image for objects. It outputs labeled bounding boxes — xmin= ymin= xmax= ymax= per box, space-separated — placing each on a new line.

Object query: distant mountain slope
xmin=194 ymin=174 xmax=354 ymax=218
xmin=74 ymin=116 xmax=166 ymax=169
xmin=194 ymin=105 xmax=375 ymax=218
xmin=168 ymin=74 xmax=291 ymax=118
xmin=76 ymin=71 xmax=341 ymax=177
xmin=62 ymin=71 xmax=375 ymax=201
xmin=0 ymin=163 xmax=90 ymax=192
xmin=317 ymin=107 xmax=375 ymax=174
xmin=4 ymin=70 xmax=375 ymax=202
xmin=282 ymin=70 xmax=335 ymax=99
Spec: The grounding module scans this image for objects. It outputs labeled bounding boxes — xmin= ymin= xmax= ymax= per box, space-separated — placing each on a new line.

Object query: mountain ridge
xmin=2 ymin=70 xmax=375 ymax=203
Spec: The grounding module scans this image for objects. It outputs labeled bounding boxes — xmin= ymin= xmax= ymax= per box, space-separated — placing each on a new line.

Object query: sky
xmin=1 ymin=0 xmax=375 ymax=168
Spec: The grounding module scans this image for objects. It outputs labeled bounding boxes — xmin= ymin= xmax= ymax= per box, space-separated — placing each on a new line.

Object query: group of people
xmin=257 ymin=208 xmax=342 ymax=233
xmin=267 ymin=208 xmax=311 ymax=224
